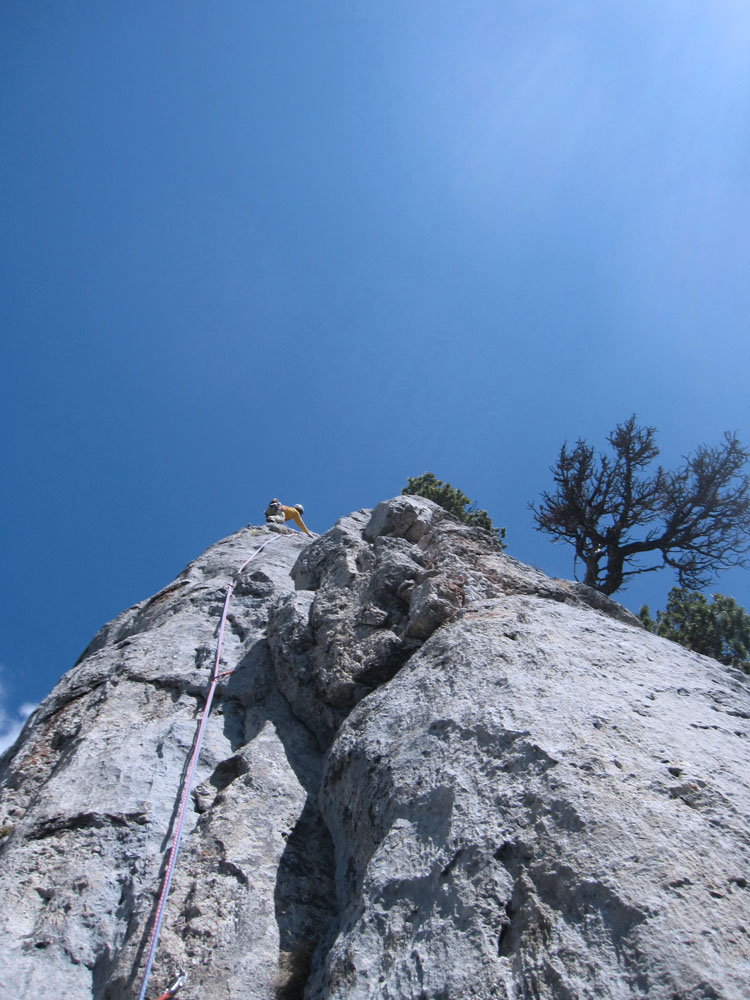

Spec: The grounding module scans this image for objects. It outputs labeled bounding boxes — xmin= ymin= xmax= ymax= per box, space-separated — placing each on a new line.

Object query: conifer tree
xmin=640 ymin=588 xmax=750 ymax=672
xmin=402 ymin=473 xmax=506 ymax=546
xmin=532 ymin=416 xmax=750 ymax=595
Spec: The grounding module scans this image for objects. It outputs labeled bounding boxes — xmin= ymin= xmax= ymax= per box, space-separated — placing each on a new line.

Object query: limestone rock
xmin=0 ymin=526 xmax=330 ymax=1000
xmin=1 ymin=499 xmax=748 ymax=1000
xmin=313 ymin=597 xmax=750 ymax=998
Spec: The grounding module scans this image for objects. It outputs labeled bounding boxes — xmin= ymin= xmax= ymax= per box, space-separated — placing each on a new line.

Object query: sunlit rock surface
xmin=1 ymin=497 xmax=748 ymax=999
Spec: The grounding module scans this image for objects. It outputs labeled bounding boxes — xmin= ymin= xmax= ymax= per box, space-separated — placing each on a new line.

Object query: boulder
xmin=0 ymin=500 xmax=748 ymax=999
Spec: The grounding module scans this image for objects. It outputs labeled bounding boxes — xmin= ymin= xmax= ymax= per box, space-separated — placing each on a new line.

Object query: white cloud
xmin=0 ymin=673 xmax=37 ymax=755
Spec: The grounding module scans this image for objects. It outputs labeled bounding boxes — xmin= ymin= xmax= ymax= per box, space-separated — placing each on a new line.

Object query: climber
xmin=264 ymin=498 xmax=312 ymax=535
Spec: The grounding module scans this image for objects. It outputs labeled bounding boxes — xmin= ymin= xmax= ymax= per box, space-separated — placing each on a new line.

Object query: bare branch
xmin=532 ymin=420 xmax=750 ymax=595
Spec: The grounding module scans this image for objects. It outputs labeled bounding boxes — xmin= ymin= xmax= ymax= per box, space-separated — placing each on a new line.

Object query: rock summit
xmin=1 ymin=497 xmax=748 ymax=999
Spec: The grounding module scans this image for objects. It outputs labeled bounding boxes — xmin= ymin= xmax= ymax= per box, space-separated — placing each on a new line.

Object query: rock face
xmin=1 ymin=497 xmax=749 ymax=1000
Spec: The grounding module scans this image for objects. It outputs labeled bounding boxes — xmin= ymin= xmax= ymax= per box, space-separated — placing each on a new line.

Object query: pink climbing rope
xmin=137 ymin=534 xmax=281 ymax=1000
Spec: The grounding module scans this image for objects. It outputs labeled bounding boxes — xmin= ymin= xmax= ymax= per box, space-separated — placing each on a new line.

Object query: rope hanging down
xmin=137 ymin=534 xmax=281 ymax=1000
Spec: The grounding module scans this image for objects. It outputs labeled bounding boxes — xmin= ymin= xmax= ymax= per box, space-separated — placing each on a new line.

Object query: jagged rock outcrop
xmin=1 ymin=497 xmax=749 ymax=999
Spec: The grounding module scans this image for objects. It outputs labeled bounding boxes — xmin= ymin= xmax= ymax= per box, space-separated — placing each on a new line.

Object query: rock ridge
xmin=0 ymin=497 xmax=748 ymax=999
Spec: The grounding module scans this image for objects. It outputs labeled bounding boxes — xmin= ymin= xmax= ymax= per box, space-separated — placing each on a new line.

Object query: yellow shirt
xmin=281 ymin=505 xmax=311 ymax=535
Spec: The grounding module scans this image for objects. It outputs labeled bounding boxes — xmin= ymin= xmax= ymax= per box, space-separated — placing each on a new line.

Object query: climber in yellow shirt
xmin=264 ymin=498 xmax=312 ymax=535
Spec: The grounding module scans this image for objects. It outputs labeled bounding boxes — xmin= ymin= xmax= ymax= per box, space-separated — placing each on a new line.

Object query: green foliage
xmin=532 ymin=415 xmax=750 ymax=595
xmin=402 ymin=472 xmax=506 ymax=547
xmin=637 ymin=604 xmax=655 ymax=632
xmin=640 ymin=587 xmax=750 ymax=672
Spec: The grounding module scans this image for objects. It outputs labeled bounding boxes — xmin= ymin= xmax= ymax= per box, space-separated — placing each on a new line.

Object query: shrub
xmin=402 ymin=473 xmax=506 ymax=546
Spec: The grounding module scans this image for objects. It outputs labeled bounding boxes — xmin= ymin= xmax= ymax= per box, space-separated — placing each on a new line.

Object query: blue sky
xmin=3 ymin=1 xmax=750 ymax=747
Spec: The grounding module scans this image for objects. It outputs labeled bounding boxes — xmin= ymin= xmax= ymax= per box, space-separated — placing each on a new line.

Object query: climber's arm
xmin=284 ymin=506 xmax=311 ymax=535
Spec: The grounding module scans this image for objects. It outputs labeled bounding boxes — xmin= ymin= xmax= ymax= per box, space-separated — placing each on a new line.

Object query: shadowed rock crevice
xmin=273 ymin=798 xmax=337 ymax=1000
xmin=28 ymin=808 xmax=149 ymax=839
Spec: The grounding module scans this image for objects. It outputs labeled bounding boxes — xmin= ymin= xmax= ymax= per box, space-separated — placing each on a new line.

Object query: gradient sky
xmin=3 ymin=1 xmax=750 ymax=749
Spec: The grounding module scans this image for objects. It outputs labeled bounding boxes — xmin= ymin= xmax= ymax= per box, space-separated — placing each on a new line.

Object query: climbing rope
xmin=137 ymin=533 xmax=282 ymax=1000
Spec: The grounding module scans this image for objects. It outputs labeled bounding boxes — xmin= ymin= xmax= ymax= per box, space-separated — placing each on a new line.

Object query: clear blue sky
xmin=3 ymin=1 xmax=749 ymax=747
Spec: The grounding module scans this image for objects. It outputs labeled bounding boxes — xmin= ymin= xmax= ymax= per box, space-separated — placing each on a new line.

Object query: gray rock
xmin=314 ymin=597 xmax=750 ymax=998
xmin=1 ymin=499 xmax=748 ymax=1000
xmin=0 ymin=525 xmax=330 ymax=1000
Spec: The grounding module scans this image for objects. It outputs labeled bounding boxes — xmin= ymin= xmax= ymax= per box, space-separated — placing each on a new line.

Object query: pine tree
xmin=639 ymin=588 xmax=750 ymax=672
xmin=532 ymin=416 xmax=750 ymax=595
xmin=402 ymin=473 xmax=506 ymax=546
